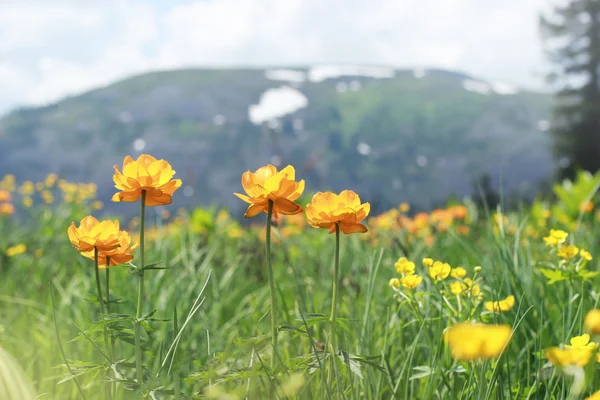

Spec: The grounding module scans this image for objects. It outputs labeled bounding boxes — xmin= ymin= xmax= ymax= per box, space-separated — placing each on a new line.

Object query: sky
xmin=0 ymin=0 xmax=554 ymax=115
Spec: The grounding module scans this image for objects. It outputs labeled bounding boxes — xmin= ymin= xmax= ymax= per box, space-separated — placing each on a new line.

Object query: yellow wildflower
xmin=422 ymin=257 xmax=434 ymax=267
xmin=546 ymin=347 xmax=593 ymax=367
xmin=389 ymin=278 xmax=401 ymax=289
xmin=399 ymin=202 xmax=410 ymax=213
xmin=429 ymin=261 xmax=451 ymax=281
xmin=0 ymin=203 xmax=14 ymax=215
xmin=444 ymin=323 xmax=512 ymax=361
xmin=566 ymin=334 xmax=598 ymax=351
xmin=587 ymin=390 xmax=600 ymax=400
xmin=585 ymin=309 xmax=600 ymax=334
xmin=6 ymin=244 xmax=26 ymax=257
xmin=394 ymin=257 xmax=415 ymax=275
xmin=450 ymin=278 xmax=480 ymax=297
xmin=485 ymin=295 xmax=515 ymax=312
xmin=580 ymin=249 xmax=593 ymax=261
xmin=401 ymin=275 xmax=423 ymax=290
xmin=450 ymin=267 xmax=467 ymax=279
xmin=557 ymin=245 xmax=579 ymax=259
xmin=543 ymin=229 xmax=568 ymax=246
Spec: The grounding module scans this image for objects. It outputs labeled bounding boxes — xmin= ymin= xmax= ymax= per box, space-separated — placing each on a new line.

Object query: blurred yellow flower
xmin=450 ymin=278 xmax=480 ymax=297
xmin=44 ymin=173 xmax=57 ymax=187
xmin=0 ymin=190 xmax=11 ymax=202
xmin=18 ymin=181 xmax=34 ymax=196
xmin=585 ymin=309 xmax=600 ymax=334
xmin=234 ymin=164 xmax=305 ymax=218
xmin=485 ymin=295 xmax=515 ymax=312
xmin=580 ymin=249 xmax=593 ymax=261
xmin=422 ymin=257 xmax=434 ymax=267
xmin=67 ymin=216 xmax=121 ymax=253
xmin=6 ymin=244 xmax=26 ymax=257
xmin=587 ymin=390 xmax=600 ymax=400
xmin=399 ymin=202 xmax=410 ymax=213
xmin=566 ymin=334 xmax=598 ymax=351
xmin=557 ymin=244 xmax=579 ymax=259
xmin=22 ymin=197 xmax=33 ymax=208
xmin=444 ymin=323 xmax=512 ymax=361
xmin=34 ymin=249 xmax=43 ymax=257
xmin=429 ymin=261 xmax=451 ymax=281
xmin=401 ymin=275 xmax=422 ymax=290
xmin=389 ymin=278 xmax=400 ymax=289
xmin=92 ymin=200 xmax=104 ymax=210
xmin=546 ymin=347 xmax=593 ymax=367
xmin=394 ymin=257 xmax=415 ymax=275
xmin=306 ymin=190 xmax=370 ymax=234
xmin=228 ymin=225 xmax=244 ymax=238
xmin=35 ymin=182 xmax=44 ymax=191
xmin=543 ymin=229 xmax=568 ymax=246
xmin=450 ymin=267 xmax=467 ymax=279
xmin=112 ymin=154 xmax=182 ymax=206
xmin=0 ymin=203 xmax=14 ymax=215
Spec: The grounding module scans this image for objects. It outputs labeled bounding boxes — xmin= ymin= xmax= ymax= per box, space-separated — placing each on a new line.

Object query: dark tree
xmin=540 ymin=0 xmax=600 ymax=178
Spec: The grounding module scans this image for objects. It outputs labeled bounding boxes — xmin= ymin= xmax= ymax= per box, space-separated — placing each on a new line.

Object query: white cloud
xmin=0 ymin=0 xmax=552 ymax=114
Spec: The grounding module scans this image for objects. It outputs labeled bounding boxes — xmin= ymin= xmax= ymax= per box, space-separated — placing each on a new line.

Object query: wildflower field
xmin=4 ymin=155 xmax=600 ymax=400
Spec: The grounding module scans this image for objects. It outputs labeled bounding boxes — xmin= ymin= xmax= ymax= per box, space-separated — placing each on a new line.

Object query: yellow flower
xmin=399 ymin=202 xmax=410 ymax=213
xmin=451 ymin=267 xmax=467 ymax=279
xmin=429 ymin=261 xmax=451 ymax=281
xmin=401 ymin=275 xmax=423 ymax=290
xmin=81 ymin=229 xmax=135 ymax=268
xmin=389 ymin=278 xmax=401 ymax=289
xmin=67 ymin=216 xmax=121 ymax=253
xmin=543 ymin=229 xmax=568 ymax=246
xmin=485 ymin=295 xmax=515 ymax=312
xmin=92 ymin=200 xmax=104 ymax=210
xmin=0 ymin=203 xmax=14 ymax=215
xmin=581 ymin=249 xmax=593 ymax=261
xmin=394 ymin=257 xmax=415 ymax=275
xmin=22 ymin=197 xmax=33 ymax=208
xmin=35 ymin=182 xmax=44 ymax=191
xmin=587 ymin=390 xmax=600 ymax=400
xmin=566 ymin=334 xmax=598 ymax=351
xmin=45 ymin=173 xmax=57 ymax=187
xmin=545 ymin=347 xmax=593 ymax=367
xmin=444 ymin=323 xmax=512 ymax=361
xmin=557 ymin=244 xmax=579 ymax=259
xmin=585 ymin=309 xmax=600 ymax=334
xmin=450 ymin=278 xmax=480 ymax=297
xmin=0 ymin=190 xmax=11 ymax=202
xmin=422 ymin=257 xmax=434 ymax=267
xmin=18 ymin=181 xmax=34 ymax=196
xmin=234 ymin=164 xmax=304 ymax=218
xmin=6 ymin=244 xmax=26 ymax=257
xmin=112 ymin=154 xmax=182 ymax=206
xmin=306 ymin=190 xmax=370 ymax=234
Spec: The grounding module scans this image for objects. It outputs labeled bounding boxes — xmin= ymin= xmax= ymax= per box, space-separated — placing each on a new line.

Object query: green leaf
xmin=538 ymin=268 xmax=568 ymax=284
xmin=410 ymin=365 xmax=432 ymax=380
xmin=578 ymin=269 xmax=599 ymax=281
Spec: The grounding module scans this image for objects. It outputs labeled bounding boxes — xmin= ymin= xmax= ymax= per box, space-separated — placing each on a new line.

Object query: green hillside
xmin=0 ymin=67 xmax=553 ymax=214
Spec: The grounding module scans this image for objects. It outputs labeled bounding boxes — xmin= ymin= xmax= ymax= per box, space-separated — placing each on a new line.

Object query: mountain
xmin=0 ymin=66 xmax=553 ymax=215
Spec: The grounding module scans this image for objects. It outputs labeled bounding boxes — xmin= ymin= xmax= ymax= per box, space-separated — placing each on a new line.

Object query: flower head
xmin=581 ymin=249 xmax=593 ymax=261
xmin=429 ymin=261 xmax=451 ymax=281
xmin=451 ymin=267 xmax=467 ymax=279
xmin=422 ymin=257 xmax=434 ymax=267
xmin=444 ymin=323 xmax=512 ymax=361
xmin=67 ymin=216 xmax=121 ymax=253
xmin=566 ymin=334 xmax=598 ymax=351
xmin=449 ymin=278 xmax=480 ymax=297
xmin=0 ymin=190 xmax=11 ymax=203
xmin=401 ymin=275 xmax=423 ymax=290
xmin=234 ymin=165 xmax=304 ymax=218
xmin=557 ymin=244 xmax=579 ymax=259
xmin=389 ymin=278 xmax=401 ymax=289
xmin=485 ymin=295 xmax=515 ymax=312
xmin=6 ymin=244 xmax=26 ymax=257
xmin=81 ymin=229 xmax=136 ymax=268
xmin=587 ymin=390 xmax=600 ymax=400
xmin=0 ymin=203 xmax=14 ymax=215
xmin=585 ymin=309 xmax=600 ymax=334
xmin=543 ymin=229 xmax=568 ymax=246
xmin=305 ymin=190 xmax=370 ymax=234
xmin=546 ymin=347 xmax=593 ymax=367
xmin=112 ymin=154 xmax=182 ymax=206
xmin=394 ymin=257 xmax=415 ymax=275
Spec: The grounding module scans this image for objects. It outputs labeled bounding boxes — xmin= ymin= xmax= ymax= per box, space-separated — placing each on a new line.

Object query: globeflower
xmin=81 ymin=229 xmax=135 ymax=268
xmin=444 ymin=323 xmax=512 ymax=361
xmin=112 ymin=154 xmax=182 ymax=206
xmin=0 ymin=203 xmax=14 ymax=215
xmin=67 ymin=216 xmax=121 ymax=253
xmin=234 ymin=164 xmax=305 ymax=218
xmin=305 ymin=190 xmax=370 ymax=234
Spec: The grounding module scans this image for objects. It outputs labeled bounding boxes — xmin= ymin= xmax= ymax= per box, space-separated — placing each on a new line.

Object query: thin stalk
xmin=94 ymin=248 xmax=111 ymax=400
xmin=105 ymin=256 xmax=115 ymax=399
xmin=265 ymin=200 xmax=278 ymax=369
xmin=135 ymin=190 xmax=147 ymax=393
xmin=329 ymin=224 xmax=341 ymax=350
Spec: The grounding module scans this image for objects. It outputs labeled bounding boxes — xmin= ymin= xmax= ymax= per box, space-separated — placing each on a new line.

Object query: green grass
xmin=2 ymin=171 xmax=600 ymax=399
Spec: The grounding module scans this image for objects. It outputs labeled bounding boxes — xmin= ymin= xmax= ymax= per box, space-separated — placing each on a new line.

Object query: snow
xmin=248 ymin=86 xmax=309 ymax=125
xmin=264 ymin=69 xmax=306 ymax=83
xmin=308 ymin=64 xmax=395 ymax=82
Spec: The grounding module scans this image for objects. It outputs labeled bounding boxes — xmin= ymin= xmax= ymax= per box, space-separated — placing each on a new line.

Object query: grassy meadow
xmin=3 ymin=160 xmax=600 ymax=400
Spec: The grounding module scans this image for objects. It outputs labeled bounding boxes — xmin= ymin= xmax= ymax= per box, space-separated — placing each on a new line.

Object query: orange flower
xmin=234 ymin=164 xmax=305 ymax=218
xmin=305 ymin=190 xmax=370 ymax=234
xmin=112 ymin=154 xmax=182 ymax=206
xmin=0 ymin=190 xmax=11 ymax=203
xmin=0 ymin=203 xmax=14 ymax=215
xmin=82 ymin=229 xmax=136 ymax=268
xmin=67 ymin=216 xmax=121 ymax=253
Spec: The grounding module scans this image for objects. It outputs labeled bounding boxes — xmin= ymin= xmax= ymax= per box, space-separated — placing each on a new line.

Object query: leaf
xmin=578 ymin=269 xmax=599 ymax=281
xmin=278 ymin=325 xmax=308 ymax=337
xmin=538 ymin=268 xmax=568 ymax=284
xmin=410 ymin=365 xmax=432 ymax=380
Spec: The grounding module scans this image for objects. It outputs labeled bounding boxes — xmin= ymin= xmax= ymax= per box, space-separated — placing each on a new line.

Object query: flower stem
xmin=94 ymin=248 xmax=111 ymax=400
xmin=265 ymin=200 xmax=277 ymax=369
xmin=329 ymin=224 xmax=341 ymax=351
xmin=135 ymin=190 xmax=147 ymax=394
xmin=105 ymin=256 xmax=115 ymax=399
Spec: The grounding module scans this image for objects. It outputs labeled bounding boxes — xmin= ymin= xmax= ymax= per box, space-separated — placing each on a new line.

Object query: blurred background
xmin=0 ymin=0 xmax=594 ymax=217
